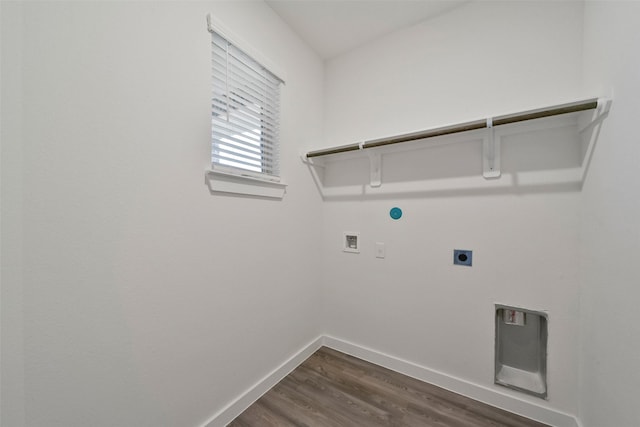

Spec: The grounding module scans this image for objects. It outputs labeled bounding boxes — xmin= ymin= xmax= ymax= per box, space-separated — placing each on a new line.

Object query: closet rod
xmin=305 ymin=98 xmax=599 ymax=158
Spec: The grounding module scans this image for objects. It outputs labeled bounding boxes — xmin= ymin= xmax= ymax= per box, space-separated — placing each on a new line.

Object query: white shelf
xmin=302 ymin=97 xmax=611 ymax=196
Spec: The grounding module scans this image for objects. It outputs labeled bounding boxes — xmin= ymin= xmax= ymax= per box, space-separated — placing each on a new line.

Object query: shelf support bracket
xmin=300 ymin=154 xmax=324 ymax=167
xmin=483 ymin=117 xmax=501 ymax=179
xmin=300 ymin=154 xmax=328 ymax=198
xmin=578 ymin=98 xmax=612 ymax=134
xmin=368 ymin=152 xmax=382 ymax=187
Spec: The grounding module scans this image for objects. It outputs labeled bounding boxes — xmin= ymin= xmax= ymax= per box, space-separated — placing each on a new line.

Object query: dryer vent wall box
xmin=495 ymin=305 xmax=548 ymax=399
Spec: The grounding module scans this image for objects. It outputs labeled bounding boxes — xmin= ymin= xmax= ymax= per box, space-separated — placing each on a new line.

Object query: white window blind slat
xmin=227 ymin=63 xmax=281 ymax=94
xmin=226 ymin=108 xmax=279 ymax=136
xmin=213 ymin=64 xmax=280 ymax=114
xmin=211 ymin=131 xmax=278 ymax=160
xmin=227 ymin=47 xmax=280 ymax=88
xmin=212 ymin=34 xmax=281 ymax=90
xmin=210 ymin=28 xmax=282 ymax=179
xmin=211 ymin=37 xmax=281 ymax=106
xmin=211 ymin=112 xmax=279 ymax=144
xmin=212 ymin=151 xmax=278 ymax=170
xmin=211 ymin=64 xmax=281 ymax=115
xmin=216 ymin=93 xmax=278 ymax=124
xmin=215 ymin=73 xmax=281 ymax=115
xmin=212 ymin=130 xmax=261 ymax=152
xmin=213 ymin=147 xmax=275 ymax=166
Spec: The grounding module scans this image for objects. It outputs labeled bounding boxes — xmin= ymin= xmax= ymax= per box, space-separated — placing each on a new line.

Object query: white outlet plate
xmin=375 ymin=242 xmax=385 ymax=259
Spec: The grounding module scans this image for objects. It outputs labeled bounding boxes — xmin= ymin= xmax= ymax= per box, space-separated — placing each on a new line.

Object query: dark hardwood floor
xmin=228 ymin=346 xmax=549 ymax=427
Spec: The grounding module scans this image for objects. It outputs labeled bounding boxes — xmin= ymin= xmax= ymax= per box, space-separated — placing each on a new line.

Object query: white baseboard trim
xmin=201 ymin=334 xmax=580 ymax=427
xmin=323 ymin=335 xmax=579 ymax=427
xmin=200 ymin=335 xmax=324 ymax=427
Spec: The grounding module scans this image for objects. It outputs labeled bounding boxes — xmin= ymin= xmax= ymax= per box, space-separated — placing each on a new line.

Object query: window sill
xmin=205 ymin=170 xmax=287 ymax=199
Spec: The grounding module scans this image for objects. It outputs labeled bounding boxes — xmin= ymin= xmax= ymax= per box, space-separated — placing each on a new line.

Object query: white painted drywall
xmin=1 ymin=1 xmax=324 ymax=426
xmin=321 ymin=0 xmax=585 ymax=417
xmin=1 ymin=2 xmax=26 ymax=425
xmin=579 ymin=2 xmax=640 ymax=426
xmin=323 ymin=0 xmax=584 ymax=148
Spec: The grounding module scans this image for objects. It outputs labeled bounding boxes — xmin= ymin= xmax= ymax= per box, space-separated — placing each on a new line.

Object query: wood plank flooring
xmin=228 ymin=347 xmax=549 ymax=427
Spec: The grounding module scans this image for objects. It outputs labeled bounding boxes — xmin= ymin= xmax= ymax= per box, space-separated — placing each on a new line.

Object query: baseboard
xmin=201 ymin=334 xmax=580 ymax=427
xmin=323 ymin=335 xmax=580 ymax=427
xmin=200 ymin=335 xmax=324 ymax=427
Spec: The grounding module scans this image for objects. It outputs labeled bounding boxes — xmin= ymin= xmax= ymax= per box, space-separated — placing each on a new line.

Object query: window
xmin=209 ymin=23 xmax=283 ymax=183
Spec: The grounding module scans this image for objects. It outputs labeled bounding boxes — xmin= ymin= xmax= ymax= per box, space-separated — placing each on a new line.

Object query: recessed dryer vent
xmin=495 ymin=305 xmax=548 ymax=399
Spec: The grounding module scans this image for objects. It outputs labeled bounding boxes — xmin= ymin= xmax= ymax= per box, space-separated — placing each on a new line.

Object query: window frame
xmin=206 ymin=15 xmax=287 ymax=198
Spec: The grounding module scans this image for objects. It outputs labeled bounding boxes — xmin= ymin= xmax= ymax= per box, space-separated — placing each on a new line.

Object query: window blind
xmin=211 ymin=30 xmax=283 ymax=181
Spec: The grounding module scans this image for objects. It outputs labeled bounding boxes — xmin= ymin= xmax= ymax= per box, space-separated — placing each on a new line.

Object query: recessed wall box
xmin=343 ymin=232 xmax=360 ymax=253
xmin=453 ymin=249 xmax=472 ymax=266
xmin=495 ymin=305 xmax=548 ymax=399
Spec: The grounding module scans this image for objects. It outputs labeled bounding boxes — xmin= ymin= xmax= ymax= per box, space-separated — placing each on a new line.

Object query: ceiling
xmin=265 ymin=0 xmax=469 ymax=60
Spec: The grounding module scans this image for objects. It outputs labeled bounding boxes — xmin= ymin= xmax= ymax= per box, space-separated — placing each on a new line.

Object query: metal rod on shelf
xmin=305 ymin=98 xmax=600 ymax=159
xmin=362 ymin=119 xmax=487 ymax=149
xmin=306 ymin=143 xmax=361 ymax=158
xmin=492 ymin=98 xmax=598 ymax=126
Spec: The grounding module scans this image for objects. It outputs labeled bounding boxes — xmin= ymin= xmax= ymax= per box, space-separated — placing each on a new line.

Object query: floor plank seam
xmin=228 ymin=347 xmax=550 ymax=427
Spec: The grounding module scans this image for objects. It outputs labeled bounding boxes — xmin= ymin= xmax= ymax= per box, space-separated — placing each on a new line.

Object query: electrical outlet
xmin=453 ymin=249 xmax=472 ymax=266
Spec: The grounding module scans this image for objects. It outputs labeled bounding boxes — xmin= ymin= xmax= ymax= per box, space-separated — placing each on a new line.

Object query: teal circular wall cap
xmin=390 ymin=207 xmax=403 ymax=220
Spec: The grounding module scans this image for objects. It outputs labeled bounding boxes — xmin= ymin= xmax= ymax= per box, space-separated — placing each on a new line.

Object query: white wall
xmin=579 ymin=2 xmax=640 ymax=426
xmin=1 ymin=1 xmax=324 ymax=426
xmin=321 ymin=0 xmax=585 ymax=418
xmin=1 ymin=1 xmax=26 ymax=425
xmin=323 ymin=1 xmax=584 ymax=148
